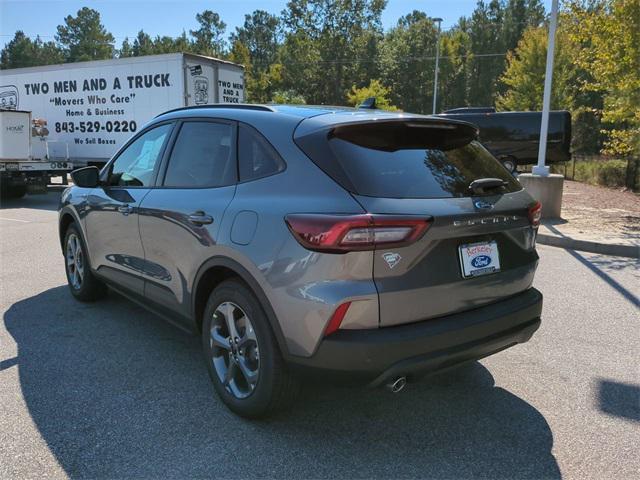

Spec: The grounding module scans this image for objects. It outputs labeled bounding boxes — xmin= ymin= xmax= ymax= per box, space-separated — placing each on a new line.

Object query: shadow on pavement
xmin=566 ymin=250 xmax=639 ymax=308
xmin=5 ymin=286 xmax=561 ymax=479
xmin=598 ymin=379 xmax=640 ymax=423
xmin=0 ymin=190 xmax=61 ymax=212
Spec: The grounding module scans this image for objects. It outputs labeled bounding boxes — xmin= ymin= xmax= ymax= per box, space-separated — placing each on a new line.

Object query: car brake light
xmin=284 ymin=214 xmax=432 ymax=253
xmin=324 ymin=302 xmax=351 ymax=336
xmin=528 ymin=201 xmax=542 ymax=227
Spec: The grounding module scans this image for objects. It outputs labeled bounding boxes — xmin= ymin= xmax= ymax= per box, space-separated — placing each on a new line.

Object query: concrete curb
xmin=537 ymin=233 xmax=639 ymax=259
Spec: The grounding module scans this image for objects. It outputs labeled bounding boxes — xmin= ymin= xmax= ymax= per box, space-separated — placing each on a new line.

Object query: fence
xmin=545 ymin=156 xmax=640 ymax=192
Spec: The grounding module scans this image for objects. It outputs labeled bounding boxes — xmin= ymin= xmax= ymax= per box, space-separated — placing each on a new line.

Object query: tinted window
xmin=108 ymin=124 xmax=171 ymax=187
xmin=164 ymin=122 xmax=235 ymax=187
xmin=238 ymin=124 xmax=285 ymax=181
xmin=296 ymin=121 xmax=521 ymax=199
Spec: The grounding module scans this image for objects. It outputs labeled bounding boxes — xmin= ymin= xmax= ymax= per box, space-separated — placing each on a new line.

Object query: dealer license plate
xmin=459 ymin=241 xmax=501 ymax=278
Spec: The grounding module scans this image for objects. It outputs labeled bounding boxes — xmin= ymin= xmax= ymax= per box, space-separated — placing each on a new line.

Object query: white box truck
xmin=0 ymin=53 xmax=245 ymax=168
xmin=1 ymin=109 xmax=73 ymax=198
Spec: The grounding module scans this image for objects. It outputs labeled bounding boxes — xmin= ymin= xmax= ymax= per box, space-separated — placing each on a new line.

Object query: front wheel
xmin=202 ymin=280 xmax=299 ymax=418
xmin=64 ymin=224 xmax=107 ymax=301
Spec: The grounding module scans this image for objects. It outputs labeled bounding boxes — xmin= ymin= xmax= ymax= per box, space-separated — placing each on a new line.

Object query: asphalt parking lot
xmin=1 ymin=191 xmax=638 ymax=479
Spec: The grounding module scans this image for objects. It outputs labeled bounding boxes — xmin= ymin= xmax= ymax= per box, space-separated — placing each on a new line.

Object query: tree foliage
xmin=0 ymin=31 xmax=64 ymax=68
xmin=190 ymin=10 xmax=227 ymax=57
xmin=346 ymin=79 xmax=398 ymax=110
xmin=565 ymin=0 xmax=640 ymax=156
xmin=56 ymin=7 xmax=115 ymax=62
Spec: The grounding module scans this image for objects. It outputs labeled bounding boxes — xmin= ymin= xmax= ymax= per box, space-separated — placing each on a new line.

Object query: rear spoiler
xmin=329 ymin=118 xmax=479 ymax=152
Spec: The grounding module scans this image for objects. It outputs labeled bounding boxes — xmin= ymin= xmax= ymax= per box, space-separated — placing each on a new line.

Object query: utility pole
xmin=533 ymin=0 xmax=558 ymax=176
xmin=430 ymin=17 xmax=443 ymax=115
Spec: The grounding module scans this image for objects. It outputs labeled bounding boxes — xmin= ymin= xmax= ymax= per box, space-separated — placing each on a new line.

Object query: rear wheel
xmin=202 ymin=279 xmax=299 ymax=418
xmin=501 ymin=157 xmax=517 ymax=174
xmin=64 ymin=224 xmax=107 ymax=301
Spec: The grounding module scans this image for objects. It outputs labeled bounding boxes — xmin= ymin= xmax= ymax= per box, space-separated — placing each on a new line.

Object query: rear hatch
xmin=295 ymin=115 xmax=539 ymax=327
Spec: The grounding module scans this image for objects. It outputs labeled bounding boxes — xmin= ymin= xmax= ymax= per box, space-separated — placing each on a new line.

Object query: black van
xmin=438 ymin=108 xmax=572 ymax=172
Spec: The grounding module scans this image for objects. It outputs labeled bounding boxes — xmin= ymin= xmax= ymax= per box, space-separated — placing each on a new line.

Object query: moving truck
xmin=0 ymin=109 xmax=73 ymax=198
xmin=0 ymin=53 xmax=245 ymax=168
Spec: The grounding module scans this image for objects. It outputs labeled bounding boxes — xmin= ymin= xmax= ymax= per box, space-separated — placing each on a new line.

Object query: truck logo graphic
xmin=0 ymin=85 xmax=19 ymax=110
xmin=193 ymin=76 xmax=209 ymax=105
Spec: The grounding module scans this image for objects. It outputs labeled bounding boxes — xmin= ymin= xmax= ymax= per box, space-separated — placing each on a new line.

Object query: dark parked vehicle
xmin=438 ymin=108 xmax=572 ymax=172
xmin=59 ymin=104 xmax=543 ymax=417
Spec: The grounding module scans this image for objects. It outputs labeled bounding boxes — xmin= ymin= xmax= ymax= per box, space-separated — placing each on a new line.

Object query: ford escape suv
xmin=59 ymin=104 xmax=543 ymax=418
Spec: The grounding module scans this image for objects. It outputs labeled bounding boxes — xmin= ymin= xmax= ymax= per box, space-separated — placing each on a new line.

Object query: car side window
xmin=107 ymin=124 xmax=172 ymax=187
xmin=163 ymin=121 xmax=235 ymax=188
xmin=238 ymin=123 xmax=285 ymax=182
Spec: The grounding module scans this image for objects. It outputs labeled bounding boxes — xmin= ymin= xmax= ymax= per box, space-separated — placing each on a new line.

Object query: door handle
xmin=118 ymin=204 xmax=133 ymax=215
xmin=188 ymin=211 xmax=214 ymax=226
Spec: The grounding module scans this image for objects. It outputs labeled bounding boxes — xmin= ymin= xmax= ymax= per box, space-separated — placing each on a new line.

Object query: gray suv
xmin=59 ymin=104 xmax=543 ymax=418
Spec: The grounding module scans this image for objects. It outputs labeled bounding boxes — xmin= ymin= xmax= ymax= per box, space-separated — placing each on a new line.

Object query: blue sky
xmin=1 ymin=0 xmax=551 ymax=48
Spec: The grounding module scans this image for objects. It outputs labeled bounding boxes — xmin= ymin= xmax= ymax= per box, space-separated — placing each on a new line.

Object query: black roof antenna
xmin=358 ymin=97 xmax=377 ymax=109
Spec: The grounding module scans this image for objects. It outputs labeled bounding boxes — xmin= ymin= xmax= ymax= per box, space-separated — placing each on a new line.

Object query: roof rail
xmin=156 ymin=103 xmax=276 ymax=118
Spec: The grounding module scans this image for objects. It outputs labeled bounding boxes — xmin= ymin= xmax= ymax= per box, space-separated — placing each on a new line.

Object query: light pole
xmin=430 ymin=17 xmax=443 ymax=115
xmin=533 ymin=0 xmax=558 ymax=176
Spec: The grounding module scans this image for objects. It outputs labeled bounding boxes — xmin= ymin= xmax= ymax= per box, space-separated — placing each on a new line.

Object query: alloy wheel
xmin=209 ymin=301 xmax=260 ymax=399
xmin=66 ymin=233 xmax=84 ymax=290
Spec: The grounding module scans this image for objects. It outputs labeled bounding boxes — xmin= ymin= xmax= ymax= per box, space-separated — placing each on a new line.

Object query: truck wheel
xmin=64 ymin=224 xmax=107 ymax=301
xmin=1 ymin=185 xmax=27 ymax=199
xmin=501 ymin=157 xmax=517 ymax=174
xmin=202 ymin=279 xmax=299 ymax=418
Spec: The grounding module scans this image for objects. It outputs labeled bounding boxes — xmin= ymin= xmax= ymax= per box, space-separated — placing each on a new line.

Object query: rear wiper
xmin=468 ymin=178 xmax=507 ymax=195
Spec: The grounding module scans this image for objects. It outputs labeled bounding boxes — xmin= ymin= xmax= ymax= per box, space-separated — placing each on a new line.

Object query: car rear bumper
xmin=289 ymin=288 xmax=542 ymax=386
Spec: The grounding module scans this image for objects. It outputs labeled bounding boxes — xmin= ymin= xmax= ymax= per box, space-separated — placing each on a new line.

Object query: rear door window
xmin=296 ymin=121 xmax=521 ymax=199
xmin=163 ymin=121 xmax=235 ymax=188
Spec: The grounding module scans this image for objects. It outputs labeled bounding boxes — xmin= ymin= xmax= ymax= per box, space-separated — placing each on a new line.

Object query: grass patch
xmin=551 ymin=158 xmax=629 ymax=188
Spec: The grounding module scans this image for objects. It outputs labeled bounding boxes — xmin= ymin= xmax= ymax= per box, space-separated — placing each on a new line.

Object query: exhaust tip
xmin=385 ymin=376 xmax=407 ymax=393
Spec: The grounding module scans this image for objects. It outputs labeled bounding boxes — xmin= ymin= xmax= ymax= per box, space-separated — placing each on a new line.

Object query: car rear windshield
xmin=295 ymin=120 xmax=521 ymax=199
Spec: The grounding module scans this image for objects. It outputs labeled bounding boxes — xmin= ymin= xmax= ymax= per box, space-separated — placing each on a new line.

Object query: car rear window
xmin=295 ymin=120 xmax=521 ymax=199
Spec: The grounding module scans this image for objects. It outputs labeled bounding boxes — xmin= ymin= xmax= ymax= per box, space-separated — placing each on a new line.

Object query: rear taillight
xmin=285 ymin=214 xmax=432 ymax=253
xmin=528 ymin=201 xmax=542 ymax=227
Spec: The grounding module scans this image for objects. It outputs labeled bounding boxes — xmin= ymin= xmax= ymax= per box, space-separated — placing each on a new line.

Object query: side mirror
xmin=71 ymin=166 xmax=100 ymax=188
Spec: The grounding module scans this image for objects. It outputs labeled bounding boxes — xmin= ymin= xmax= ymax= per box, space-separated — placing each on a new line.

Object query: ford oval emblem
xmin=471 ymin=255 xmax=492 ymax=268
xmin=474 ymin=200 xmax=494 ymax=210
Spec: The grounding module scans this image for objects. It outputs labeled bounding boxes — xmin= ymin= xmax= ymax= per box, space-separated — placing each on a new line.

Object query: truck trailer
xmin=0 ymin=53 xmax=245 ymax=169
xmin=0 ymin=109 xmax=73 ymax=198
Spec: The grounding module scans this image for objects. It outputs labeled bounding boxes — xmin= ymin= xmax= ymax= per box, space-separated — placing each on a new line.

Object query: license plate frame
xmin=458 ymin=241 xmax=501 ymax=278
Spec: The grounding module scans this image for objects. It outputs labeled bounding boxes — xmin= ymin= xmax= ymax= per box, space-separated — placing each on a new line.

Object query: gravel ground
xmin=550 ymin=180 xmax=640 ymax=244
xmin=1 ymin=192 xmax=638 ymax=479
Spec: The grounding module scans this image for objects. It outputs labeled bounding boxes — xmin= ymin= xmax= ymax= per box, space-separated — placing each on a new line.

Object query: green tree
xmin=346 ymin=79 xmax=398 ymax=110
xmin=378 ymin=10 xmax=438 ymax=113
xmin=466 ymin=0 xmax=506 ymax=106
xmin=1 ymin=31 xmax=64 ymax=68
xmin=438 ymin=26 xmax=472 ymax=110
xmin=566 ymin=0 xmax=640 ymax=157
xmin=231 ymin=10 xmax=280 ymax=71
xmin=56 ymin=7 xmax=115 ymax=62
xmin=191 ymin=10 xmax=227 ymax=57
xmin=496 ymin=26 xmax=576 ymax=111
xmin=271 ymin=89 xmax=306 ymax=104
xmin=280 ymin=0 xmax=386 ymax=105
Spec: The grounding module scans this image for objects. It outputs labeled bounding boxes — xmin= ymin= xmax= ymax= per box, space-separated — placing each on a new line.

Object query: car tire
xmin=63 ymin=224 xmax=107 ymax=302
xmin=501 ymin=157 xmax=517 ymax=174
xmin=202 ymin=279 xmax=299 ymax=418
